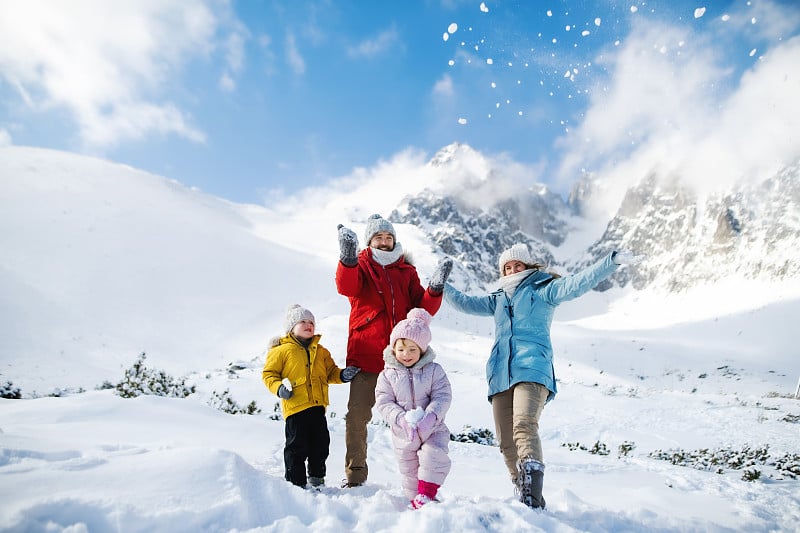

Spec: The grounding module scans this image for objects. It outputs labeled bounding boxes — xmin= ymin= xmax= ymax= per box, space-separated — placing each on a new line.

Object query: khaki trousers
xmin=344 ymin=371 xmax=379 ymax=484
xmin=491 ymin=382 xmax=549 ymax=483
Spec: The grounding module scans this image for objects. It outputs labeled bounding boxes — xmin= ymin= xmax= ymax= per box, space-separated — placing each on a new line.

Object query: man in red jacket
xmin=336 ymin=214 xmax=452 ymax=487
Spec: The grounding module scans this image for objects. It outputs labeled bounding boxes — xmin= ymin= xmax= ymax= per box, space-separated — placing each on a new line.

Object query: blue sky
xmin=1 ymin=0 xmax=798 ymax=204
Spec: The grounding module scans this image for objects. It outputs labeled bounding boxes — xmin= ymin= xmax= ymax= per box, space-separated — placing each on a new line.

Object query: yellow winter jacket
xmin=262 ymin=333 xmax=344 ymax=419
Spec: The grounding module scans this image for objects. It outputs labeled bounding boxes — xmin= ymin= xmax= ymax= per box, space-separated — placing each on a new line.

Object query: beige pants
xmin=344 ymin=371 xmax=379 ymax=484
xmin=491 ymin=382 xmax=549 ymax=483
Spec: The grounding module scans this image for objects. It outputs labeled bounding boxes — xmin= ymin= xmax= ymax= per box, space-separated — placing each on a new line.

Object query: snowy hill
xmin=0 ymin=146 xmax=799 ymax=532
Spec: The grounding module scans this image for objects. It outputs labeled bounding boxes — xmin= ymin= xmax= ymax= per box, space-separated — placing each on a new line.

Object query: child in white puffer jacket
xmin=374 ymin=308 xmax=452 ymax=509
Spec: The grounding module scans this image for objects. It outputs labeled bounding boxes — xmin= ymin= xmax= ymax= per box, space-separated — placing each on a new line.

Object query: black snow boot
xmin=517 ymin=458 xmax=546 ymax=509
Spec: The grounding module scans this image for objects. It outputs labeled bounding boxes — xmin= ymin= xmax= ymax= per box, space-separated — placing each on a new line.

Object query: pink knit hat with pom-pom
xmin=390 ymin=308 xmax=433 ymax=352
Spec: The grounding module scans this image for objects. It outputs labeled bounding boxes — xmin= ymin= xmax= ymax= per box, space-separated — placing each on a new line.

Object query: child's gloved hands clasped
xmin=415 ymin=412 xmax=437 ymax=440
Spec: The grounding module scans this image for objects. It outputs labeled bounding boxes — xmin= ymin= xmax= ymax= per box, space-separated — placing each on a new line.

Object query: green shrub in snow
xmin=115 ymin=352 xmax=196 ymax=399
xmin=208 ymin=389 xmax=261 ymax=415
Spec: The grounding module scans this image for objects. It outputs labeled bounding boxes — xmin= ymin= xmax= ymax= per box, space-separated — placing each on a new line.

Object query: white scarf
xmin=494 ymin=269 xmax=536 ymax=298
xmin=371 ymin=242 xmax=404 ymax=266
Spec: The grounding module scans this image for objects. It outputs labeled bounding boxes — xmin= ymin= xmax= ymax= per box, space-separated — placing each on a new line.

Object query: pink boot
xmin=410 ymin=480 xmax=440 ymax=509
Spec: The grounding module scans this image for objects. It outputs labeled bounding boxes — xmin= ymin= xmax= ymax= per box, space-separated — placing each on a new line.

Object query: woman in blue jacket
xmin=444 ymin=243 xmax=641 ymax=509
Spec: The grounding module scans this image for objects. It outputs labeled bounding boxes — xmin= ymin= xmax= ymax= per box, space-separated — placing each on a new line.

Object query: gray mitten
xmin=340 ymin=366 xmax=361 ymax=382
xmin=612 ymin=250 xmax=645 ymax=265
xmin=337 ymin=224 xmax=358 ymax=266
xmin=277 ymin=384 xmax=293 ymax=399
xmin=428 ymin=257 xmax=453 ymax=294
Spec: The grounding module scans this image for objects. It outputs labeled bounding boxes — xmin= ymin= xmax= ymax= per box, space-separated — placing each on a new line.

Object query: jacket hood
xmin=382 ymin=344 xmax=437 ymax=370
xmin=269 ymin=333 xmax=321 ymax=349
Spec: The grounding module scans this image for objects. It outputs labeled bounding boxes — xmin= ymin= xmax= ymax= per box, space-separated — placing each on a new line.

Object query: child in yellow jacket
xmin=262 ymin=304 xmax=360 ymax=488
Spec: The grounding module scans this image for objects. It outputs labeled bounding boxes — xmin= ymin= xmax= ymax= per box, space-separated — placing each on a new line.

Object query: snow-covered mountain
xmin=575 ymin=162 xmax=800 ymax=292
xmin=390 ymin=143 xmax=800 ymax=293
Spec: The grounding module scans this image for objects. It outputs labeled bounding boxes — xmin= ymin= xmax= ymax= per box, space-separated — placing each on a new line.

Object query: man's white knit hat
xmin=364 ymin=213 xmax=396 ymax=244
xmin=284 ymin=304 xmax=315 ymax=333
xmin=498 ymin=243 xmax=534 ymax=274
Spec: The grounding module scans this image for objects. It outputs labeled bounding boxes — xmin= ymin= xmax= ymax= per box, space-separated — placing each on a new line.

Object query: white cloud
xmin=721 ymin=0 xmax=800 ymax=41
xmin=433 ymin=74 xmax=455 ymax=97
xmin=554 ymin=11 xmax=800 ymax=218
xmin=0 ymin=0 xmax=237 ymax=148
xmin=219 ymin=73 xmax=236 ymax=92
xmin=347 ymin=27 xmax=401 ymax=59
xmin=285 ymin=32 xmax=306 ymax=75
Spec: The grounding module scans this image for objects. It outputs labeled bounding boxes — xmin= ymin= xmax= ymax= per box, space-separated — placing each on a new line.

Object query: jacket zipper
xmin=505 ymin=293 xmax=514 ymax=384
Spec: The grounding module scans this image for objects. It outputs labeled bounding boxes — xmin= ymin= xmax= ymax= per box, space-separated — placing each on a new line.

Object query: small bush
xmin=450 ymin=426 xmax=497 ymax=446
xmin=115 ymin=352 xmax=196 ymax=399
xmin=590 ymin=441 xmax=610 ymax=456
xmin=618 ymin=441 xmax=636 ymax=458
xmin=1 ymin=380 xmax=21 ymax=399
xmin=208 ymin=389 xmax=261 ymax=415
xmin=742 ymin=468 xmax=761 ymax=482
xmin=268 ymin=402 xmax=282 ymax=421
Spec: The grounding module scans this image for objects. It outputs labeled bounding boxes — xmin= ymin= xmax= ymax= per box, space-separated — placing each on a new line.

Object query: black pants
xmin=284 ymin=406 xmax=330 ymax=487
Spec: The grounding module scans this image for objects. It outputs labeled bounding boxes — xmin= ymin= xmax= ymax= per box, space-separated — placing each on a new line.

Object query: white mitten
xmin=613 ymin=250 xmax=645 ymax=265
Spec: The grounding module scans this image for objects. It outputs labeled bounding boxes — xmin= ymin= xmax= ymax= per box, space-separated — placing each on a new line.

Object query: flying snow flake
xmin=566 ymin=25 xmax=572 ymax=31
xmin=480 ymin=2 xmax=489 ymax=13
xmin=458 ymin=117 xmax=468 ymax=125
xmin=751 ymin=17 xmax=757 ymax=24
xmin=518 ymin=111 xmax=523 ymax=116
xmin=631 ymin=6 xmax=638 ymax=13
xmin=448 ymin=23 xmax=458 ymax=34
xmin=491 ymin=82 xmax=497 ymax=88
xmin=547 ymin=10 xmax=553 ymax=17
xmin=443 ymin=33 xmax=450 ymax=41
xmin=595 ymin=18 xmax=602 ymax=26
xmin=694 ymin=7 xmax=706 ymax=19
xmin=582 ymin=30 xmax=591 ymax=36
xmin=448 ymin=59 xmax=455 ymax=66
xmin=721 ymin=14 xmax=730 ymax=21
xmin=486 ymin=58 xmax=494 ymax=65
xmin=749 ymin=48 xmax=757 ymax=57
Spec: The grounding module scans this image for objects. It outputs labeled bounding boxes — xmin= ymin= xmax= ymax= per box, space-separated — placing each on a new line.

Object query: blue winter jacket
xmin=444 ymin=252 xmax=618 ymax=402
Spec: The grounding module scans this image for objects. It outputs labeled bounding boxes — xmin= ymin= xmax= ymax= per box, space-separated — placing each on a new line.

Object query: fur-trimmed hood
xmin=382 ymin=344 xmax=437 ymax=370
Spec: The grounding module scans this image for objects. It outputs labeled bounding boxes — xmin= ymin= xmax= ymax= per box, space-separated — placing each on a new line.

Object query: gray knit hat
xmin=364 ymin=213 xmax=396 ymax=244
xmin=284 ymin=304 xmax=315 ymax=333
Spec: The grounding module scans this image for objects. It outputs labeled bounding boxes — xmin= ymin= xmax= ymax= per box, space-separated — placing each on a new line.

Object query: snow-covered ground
xmin=1 ymin=147 xmax=798 ymax=532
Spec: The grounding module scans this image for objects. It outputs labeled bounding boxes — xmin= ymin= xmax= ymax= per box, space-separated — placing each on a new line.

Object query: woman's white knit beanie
xmin=498 ymin=243 xmax=534 ymax=274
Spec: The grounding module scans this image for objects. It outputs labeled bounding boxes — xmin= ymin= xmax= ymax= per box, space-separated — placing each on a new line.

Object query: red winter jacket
xmin=335 ymin=248 xmax=442 ymax=374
